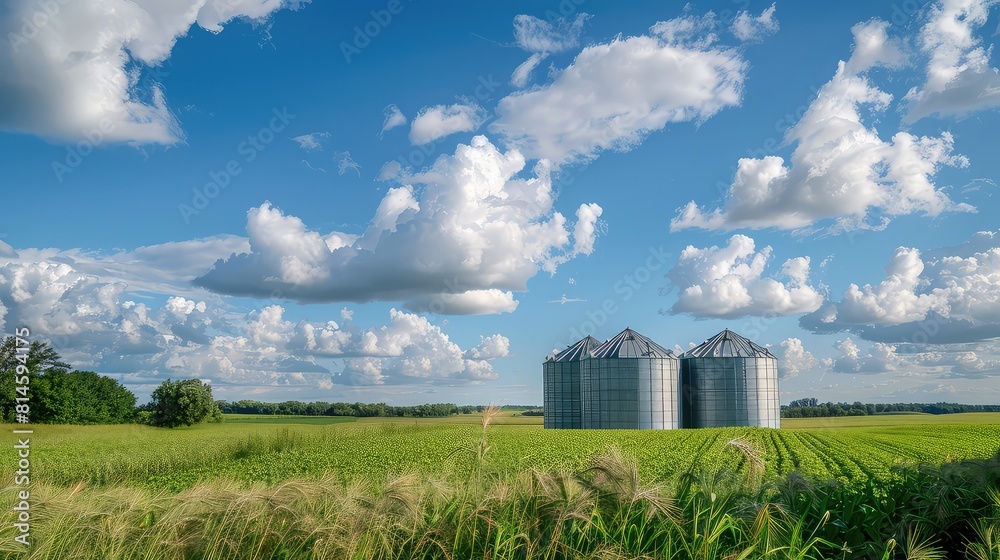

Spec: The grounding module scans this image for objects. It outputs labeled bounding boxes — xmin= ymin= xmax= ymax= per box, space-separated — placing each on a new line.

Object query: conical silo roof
xmin=551 ymin=335 xmax=602 ymax=362
xmin=589 ymin=328 xmax=675 ymax=359
xmin=680 ymin=329 xmax=775 ymax=358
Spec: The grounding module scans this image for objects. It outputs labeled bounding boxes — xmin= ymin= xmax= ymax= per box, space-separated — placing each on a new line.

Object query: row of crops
xmin=12 ymin=420 xmax=1000 ymax=491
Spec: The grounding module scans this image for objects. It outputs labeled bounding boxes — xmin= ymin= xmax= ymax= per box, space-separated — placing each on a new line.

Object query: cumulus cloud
xmin=671 ymin=19 xmax=971 ymax=233
xmin=801 ymin=230 xmax=1000 ymax=344
xmin=904 ymin=0 xmax=1000 ymax=122
xmin=731 ymin=4 xmax=779 ymax=43
xmin=195 ymin=136 xmax=602 ymax=313
xmin=571 ymin=203 xmax=604 ymax=256
xmin=380 ymin=104 xmax=407 ymax=137
xmin=409 ymin=103 xmax=488 ymax=145
xmin=777 ymin=337 xmax=819 ymax=379
xmin=509 ymin=13 xmax=589 ymax=87
xmin=0 ymin=250 xmax=510 ymax=389
xmin=464 ymin=334 xmax=511 ymax=360
xmin=831 ymin=338 xmax=904 ymax=374
xmin=492 ymin=11 xmax=748 ymax=164
xmin=402 ymin=290 xmax=519 ymax=315
xmin=825 ymin=336 xmax=1000 ymax=379
xmin=291 ymin=132 xmax=330 ymax=150
xmin=898 ymin=342 xmax=1000 ymax=378
xmin=0 ymin=0 xmax=306 ymax=144
xmin=665 ymin=234 xmax=823 ymax=319
xmin=340 ymin=309 xmax=504 ymax=385
xmin=3 ymin=235 xmax=248 ymax=301
xmin=0 ymin=241 xmax=17 ymax=258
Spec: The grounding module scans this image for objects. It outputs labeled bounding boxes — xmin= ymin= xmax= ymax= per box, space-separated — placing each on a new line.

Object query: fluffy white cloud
xmin=731 ymin=4 xmax=779 ymax=43
xmin=0 ymin=0 xmax=306 ymax=144
xmin=572 ymin=203 xmax=603 ymax=255
xmin=802 ymin=231 xmax=1000 ymax=343
xmin=340 ymin=309 xmax=503 ymax=385
xmin=409 ymin=103 xmax=488 ymax=145
xmin=826 ymin=337 xmax=1000 ymax=379
xmin=509 ymin=13 xmax=589 ymax=87
xmin=831 ymin=338 xmax=904 ymax=373
xmin=403 ymin=290 xmax=519 ymax=315
xmin=0 ymin=234 xmax=246 ymax=324
xmin=492 ymin=12 xmax=748 ymax=164
xmin=672 ymin=19 xmax=971 ymax=233
xmin=380 ymin=104 xmax=407 ymax=137
xmin=0 ymin=261 xmax=126 ymax=336
xmin=291 ymin=132 xmax=330 ymax=150
xmin=0 ymin=241 xmax=16 ymax=258
xmin=0 ymin=250 xmax=510 ymax=389
xmin=233 ymin=304 xmax=509 ymax=385
xmin=777 ymin=337 xmax=819 ymax=379
xmin=196 ymin=136 xmax=601 ymax=313
xmin=464 ymin=334 xmax=511 ymax=360
xmin=904 ymin=0 xmax=1000 ymax=122
xmin=666 ymin=234 xmax=823 ymax=319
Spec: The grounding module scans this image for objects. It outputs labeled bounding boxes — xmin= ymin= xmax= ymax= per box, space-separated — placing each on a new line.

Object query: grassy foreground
xmin=0 ymin=412 xmax=998 ymax=558
xmin=2 ymin=448 xmax=999 ymax=559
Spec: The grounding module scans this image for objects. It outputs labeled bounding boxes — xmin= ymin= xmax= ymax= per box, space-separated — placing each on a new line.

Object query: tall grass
xmin=2 ymin=411 xmax=999 ymax=560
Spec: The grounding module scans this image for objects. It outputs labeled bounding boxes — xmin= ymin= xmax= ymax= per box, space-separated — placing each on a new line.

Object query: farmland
xmin=2 ymin=412 xmax=999 ymax=559
xmin=3 ymin=412 xmax=999 ymax=490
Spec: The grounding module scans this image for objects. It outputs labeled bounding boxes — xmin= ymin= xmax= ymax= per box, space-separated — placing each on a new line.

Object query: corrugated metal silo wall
xmin=543 ymin=361 xmax=582 ymax=429
xmin=681 ymin=356 xmax=780 ymax=428
xmin=581 ymin=357 xmax=680 ymax=429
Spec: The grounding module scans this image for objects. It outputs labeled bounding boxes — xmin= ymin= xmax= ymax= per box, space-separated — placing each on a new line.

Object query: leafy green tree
xmin=0 ymin=337 xmax=71 ymax=422
xmin=149 ymin=378 xmax=219 ymax=428
xmin=33 ymin=370 xmax=136 ymax=424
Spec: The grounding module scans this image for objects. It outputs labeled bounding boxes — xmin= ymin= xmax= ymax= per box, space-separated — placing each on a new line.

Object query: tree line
xmin=217 ymin=400 xmax=484 ymax=417
xmin=781 ymin=398 xmax=1000 ymax=418
xmin=1 ymin=337 xmax=219 ymax=427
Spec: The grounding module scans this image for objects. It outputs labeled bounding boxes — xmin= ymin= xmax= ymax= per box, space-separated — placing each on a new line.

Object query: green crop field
xmin=3 ymin=413 xmax=1000 ymax=559
xmin=4 ymin=412 xmax=999 ymax=491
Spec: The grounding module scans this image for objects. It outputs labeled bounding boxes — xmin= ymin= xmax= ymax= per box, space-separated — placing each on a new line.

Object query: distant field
xmin=224 ymin=411 xmax=541 ymax=425
xmin=4 ymin=412 xmax=998 ymax=492
xmin=223 ymin=414 xmax=358 ymax=425
xmin=228 ymin=410 xmax=1000 ymax=428
xmin=355 ymin=410 xmax=543 ymax=425
xmin=780 ymin=412 xmax=1000 ymax=428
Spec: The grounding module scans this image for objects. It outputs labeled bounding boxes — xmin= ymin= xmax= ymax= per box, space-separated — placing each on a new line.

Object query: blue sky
xmin=2 ymin=0 xmax=1000 ymax=406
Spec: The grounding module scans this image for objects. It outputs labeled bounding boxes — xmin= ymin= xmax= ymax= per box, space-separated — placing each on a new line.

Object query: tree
xmin=1 ymin=337 xmax=71 ymax=422
xmin=149 ymin=379 xmax=219 ymax=428
xmin=33 ymin=370 xmax=136 ymax=424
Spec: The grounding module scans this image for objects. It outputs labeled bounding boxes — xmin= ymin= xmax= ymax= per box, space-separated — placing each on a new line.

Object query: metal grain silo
xmin=580 ymin=328 xmax=680 ymax=429
xmin=680 ymin=329 xmax=780 ymax=429
xmin=543 ymin=336 xmax=600 ymax=429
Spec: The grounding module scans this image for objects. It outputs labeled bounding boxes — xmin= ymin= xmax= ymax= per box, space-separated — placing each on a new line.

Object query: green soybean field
xmin=6 ymin=413 xmax=999 ymax=491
